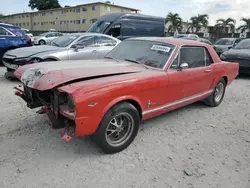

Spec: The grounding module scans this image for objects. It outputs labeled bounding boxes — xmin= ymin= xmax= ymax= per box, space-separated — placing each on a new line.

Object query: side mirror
xmin=228 ymin=46 xmax=232 ymax=50
xmin=179 ymin=63 xmax=189 ymax=70
xmin=71 ymin=44 xmax=79 ymax=51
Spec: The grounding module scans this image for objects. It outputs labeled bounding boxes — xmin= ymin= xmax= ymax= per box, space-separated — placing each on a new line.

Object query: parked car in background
xmin=3 ymin=33 xmax=121 ymax=79
xmin=175 ymin=34 xmax=199 ymax=39
xmin=180 ymin=37 xmax=216 ymax=50
xmin=21 ymin=28 xmax=33 ymax=38
xmin=214 ymin=38 xmax=244 ymax=56
xmin=86 ymin=12 xmax=165 ymax=40
xmin=0 ymin=23 xmax=32 ymax=65
xmin=220 ymin=38 xmax=250 ymax=74
xmin=33 ymin=32 xmax=64 ymax=45
xmin=13 ymin=37 xmax=238 ymax=154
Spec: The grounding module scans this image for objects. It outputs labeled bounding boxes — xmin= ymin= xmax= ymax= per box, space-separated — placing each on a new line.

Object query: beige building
xmin=1 ymin=2 xmax=139 ymax=32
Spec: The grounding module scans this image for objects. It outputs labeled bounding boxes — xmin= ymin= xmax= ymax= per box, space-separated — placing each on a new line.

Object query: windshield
xmin=49 ymin=35 xmax=80 ymax=47
xmin=87 ymin=20 xmax=111 ymax=33
xmin=106 ymin=40 xmax=175 ymax=69
xmin=215 ymin=38 xmax=234 ymax=45
xmin=234 ymin=39 xmax=250 ymax=49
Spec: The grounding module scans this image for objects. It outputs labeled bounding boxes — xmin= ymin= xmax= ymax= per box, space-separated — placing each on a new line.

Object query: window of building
xmin=70 ymin=20 xmax=73 ymax=23
xmin=74 ymin=20 xmax=80 ymax=24
xmin=105 ymin=6 xmax=111 ymax=11
xmin=26 ymin=14 xmax=29 ymax=17
xmin=76 ymin=8 xmax=80 ymax=12
xmin=67 ymin=20 xmax=69 ymax=23
xmin=22 ymin=15 xmax=25 ymax=18
xmin=61 ymin=10 xmax=64 ymax=14
xmin=27 ymin=22 xmax=29 ymax=26
xmin=92 ymin=6 xmax=96 ymax=11
xmin=33 ymin=22 xmax=36 ymax=26
xmin=82 ymin=7 xmax=87 ymax=12
xmin=42 ymin=12 xmax=46 ymax=16
xmin=23 ymin=23 xmax=25 ymax=26
xmin=82 ymin=19 xmax=87 ymax=24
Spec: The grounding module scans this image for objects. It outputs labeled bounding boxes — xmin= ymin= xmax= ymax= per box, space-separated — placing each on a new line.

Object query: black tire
xmin=43 ymin=58 xmax=57 ymax=62
xmin=39 ymin=40 xmax=46 ymax=45
xmin=204 ymin=78 xmax=226 ymax=107
xmin=6 ymin=67 xmax=14 ymax=72
xmin=93 ymin=102 xmax=140 ymax=154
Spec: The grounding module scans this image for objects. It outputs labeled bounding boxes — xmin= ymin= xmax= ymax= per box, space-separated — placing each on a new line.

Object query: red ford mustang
xmin=13 ymin=37 xmax=239 ymax=154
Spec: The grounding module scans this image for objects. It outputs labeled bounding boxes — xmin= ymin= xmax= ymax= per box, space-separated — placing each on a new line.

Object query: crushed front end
xmin=14 ymin=84 xmax=76 ymax=141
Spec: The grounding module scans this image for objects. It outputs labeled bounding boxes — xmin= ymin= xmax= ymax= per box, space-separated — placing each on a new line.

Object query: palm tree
xmin=215 ymin=18 xmax=236 ymax=33
xmin=188 ymin=14 xmax=209 ymax=32
xmin=237 ymin=18 xmax=250 ymax=33
xmin=165 ymin=12 xmax=183 ymax=33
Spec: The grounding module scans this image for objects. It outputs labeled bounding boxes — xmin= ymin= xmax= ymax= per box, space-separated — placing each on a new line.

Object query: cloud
xmin=1 ymin=0 xmax=250 ymax=27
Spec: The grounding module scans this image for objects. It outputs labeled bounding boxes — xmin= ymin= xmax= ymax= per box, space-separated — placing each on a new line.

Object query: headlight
xmin=220 ymin=54 xmax=226 ymax=60
xmin=29 ymin=57 xmax=42 ymax=64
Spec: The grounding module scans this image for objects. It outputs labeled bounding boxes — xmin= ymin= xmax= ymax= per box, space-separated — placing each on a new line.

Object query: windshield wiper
xmin=104 ymin=56 xmax=119 ymax=62
xmin=124 ymin=58 xmax=149 ymax=69
xmin=51 ymin=41 xmax=60 ymax=47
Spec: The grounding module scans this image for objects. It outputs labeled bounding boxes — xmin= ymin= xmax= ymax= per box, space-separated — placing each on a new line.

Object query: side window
xmin=95 ymin=36 xmax=117 ymax=46
xmin=205 ymin=48 xmax=213 ymax=66
xmin=179 ymin=47 xmax=205 ymax=68
xmin=75 ymin=36 xmax=95 ymax=47
xmin=0 ymin=27 xmax=11 ymax=35
xmin=106 ymin=24 xmax=121 ymax=38
xmin=46 ymin=33 xmax=55 ymax=38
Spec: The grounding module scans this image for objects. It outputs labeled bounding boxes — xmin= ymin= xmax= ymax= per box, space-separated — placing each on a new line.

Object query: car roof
xmin=127 ymin=37 xmax=211 ymax=47
xmin=0 ymin=23 xmax=20 ymax=29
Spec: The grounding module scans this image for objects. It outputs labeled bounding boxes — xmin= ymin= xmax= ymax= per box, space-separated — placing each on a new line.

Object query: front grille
xmin=226 ymin=58 xmax=250 ymax=67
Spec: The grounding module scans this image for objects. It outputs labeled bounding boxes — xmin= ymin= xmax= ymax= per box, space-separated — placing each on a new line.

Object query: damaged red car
xmin=13 ymin=37 xmax=239 ymax=154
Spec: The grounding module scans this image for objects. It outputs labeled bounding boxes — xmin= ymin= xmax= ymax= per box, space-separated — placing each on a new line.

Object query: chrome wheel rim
xmin=105 ymin=112 xmax=134 ymax=147
xmin=214 ymin=83 xmax=224 ymax=102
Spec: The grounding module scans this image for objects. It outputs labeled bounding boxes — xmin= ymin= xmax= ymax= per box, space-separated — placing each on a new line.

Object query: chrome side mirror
xmin=179 ymin=63 xmax=189 ymax=70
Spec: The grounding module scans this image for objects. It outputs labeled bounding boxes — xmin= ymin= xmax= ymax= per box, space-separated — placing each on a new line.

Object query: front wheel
xmin=204 ymin=78 xmax=226 ymax=107
xmin=39 ymin=40 xmax=46 ymax=45
xmin=93 ymin=102 xmax=140 ymax=154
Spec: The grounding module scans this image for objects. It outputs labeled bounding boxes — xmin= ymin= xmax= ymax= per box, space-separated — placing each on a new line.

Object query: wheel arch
xmin=102 ymin=96 xmax=143 ymax=120
xmin=222 ymin=76 xmax=228 ymax=85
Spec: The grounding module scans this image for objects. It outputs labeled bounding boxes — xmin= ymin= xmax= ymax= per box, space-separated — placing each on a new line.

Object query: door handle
xmin=204 ymin=69 xmax=212 ymax=73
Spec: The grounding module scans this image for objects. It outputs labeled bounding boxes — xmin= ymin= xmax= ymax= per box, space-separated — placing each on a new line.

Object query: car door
xmin=169 ymin=46 xmax=214 ymax=98
xmin=68 ymin=35 xmax=98 ymax=60
xmin=0 ymin=27 xmax=8 ymax=60
xmin=94 ymin=36 xmax=118 ymax=58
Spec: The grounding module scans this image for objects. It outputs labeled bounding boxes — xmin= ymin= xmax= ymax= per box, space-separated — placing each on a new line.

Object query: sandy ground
xmin=0 ymin=66 xmax=249 ymax=188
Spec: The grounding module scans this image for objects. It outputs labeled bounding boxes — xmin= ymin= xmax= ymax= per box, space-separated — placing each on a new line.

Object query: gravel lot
xmin=0 ymin=66 xmax=249 ymax=188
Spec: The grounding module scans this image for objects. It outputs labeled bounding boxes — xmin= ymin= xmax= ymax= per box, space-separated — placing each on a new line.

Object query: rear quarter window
xmin=5 ymin=27 xmax=26 ymax=37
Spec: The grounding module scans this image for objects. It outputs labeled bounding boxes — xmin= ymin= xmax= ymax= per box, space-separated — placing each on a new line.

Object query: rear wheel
xmin=39 ymin=40 xmax=46 ymax=45
xmin=93 ymin=102 xmax=140 ymax=154
xmin=204 ymin=78 xmax=226 ymax=107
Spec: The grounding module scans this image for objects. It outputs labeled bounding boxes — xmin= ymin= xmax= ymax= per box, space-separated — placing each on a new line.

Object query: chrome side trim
xmin=142 ymin=90 xmax=213 ymax=115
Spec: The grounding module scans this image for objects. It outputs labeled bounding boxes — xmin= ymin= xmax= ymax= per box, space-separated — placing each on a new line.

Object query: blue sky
xmin=1 ymin=0 xmax=249 ymax=26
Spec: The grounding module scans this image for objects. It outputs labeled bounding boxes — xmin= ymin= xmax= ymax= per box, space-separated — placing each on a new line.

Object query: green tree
xmin=165 ymin=12 xmax=183 ymax=32
xmin=105 ymin=1 xmax=111 ymax=3
xmin=188 ymin=14 xmax=209 ymax=32
xmin=28 ymin=0 xmax=61 ymax=11
xmin=237 ymin=18 xmax=250 ymax=33
xmin=215 ymin=18 xmax=236 ymax=33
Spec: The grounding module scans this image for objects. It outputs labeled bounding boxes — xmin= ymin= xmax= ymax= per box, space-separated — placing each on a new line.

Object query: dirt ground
xmin=0 ymin=66 xmax=249 ymax=188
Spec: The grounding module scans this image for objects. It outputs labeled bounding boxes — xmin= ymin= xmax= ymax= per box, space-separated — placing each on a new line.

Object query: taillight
xmin=22 ymin=37 xmax=32 ymax=45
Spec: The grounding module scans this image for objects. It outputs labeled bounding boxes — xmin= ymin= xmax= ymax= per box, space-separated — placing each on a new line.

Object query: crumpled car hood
xmin=14 ymin=59 xmax=146 ymax=91
xmin=5 ymin=45 xmax=67 ymax=58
